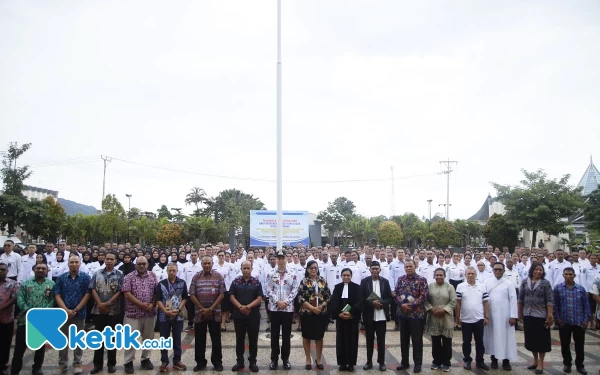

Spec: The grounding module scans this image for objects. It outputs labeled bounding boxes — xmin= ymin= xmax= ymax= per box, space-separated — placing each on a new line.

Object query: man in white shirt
xmin=584 ymin=254 xmax=599 ymax=329
xmin=324 ymin=252 xmax=343 ymax=293
xmin=44 ymin=242 xmax=57 ymax=266
xmin=1 ymin=240 xmax=23 ymax=282
xmin=548 ymin=249 xmax=572 ymax=288
xmin=22 ymin=244 xmax=38 ymax=276
xmin=456 ymin=267 xmax=491 ymax=371
xmin=417 ymin=250 xmax=437 ymax=285
xmin=574 ymin=250 xmax=591 ymax=287
xmin=183 ymin=250 xmax=203 ymax=332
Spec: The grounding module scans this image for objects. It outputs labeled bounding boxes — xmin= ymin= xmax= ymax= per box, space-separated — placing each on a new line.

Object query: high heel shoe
xmin=315 ymin=360 xmax=324 ymax=370
xmin=527 ymin=365 xmax=538 ymax=370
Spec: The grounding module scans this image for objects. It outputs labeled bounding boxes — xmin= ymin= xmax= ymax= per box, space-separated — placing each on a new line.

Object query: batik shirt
xmin=394 ymin=273 xmax=429 ymax=320
xmin=55 ymin=272 xmax=92 ymax=319
xmin=189 ymin=271 xmax=225 ymax=323
xmin=155 ymin=277 xmax=188 ymax=323
xmin=0 ymin=279 xmax=18 ymax=323
xmin=16 ymin=278 xmax=55 ymax=326
xmin=265 ymin=268 xmax=300 ymax=313
xmin=122 ymin=271 xmax=157 ymax=318
xmin=89 ymin=268 xmax=124 ymax=315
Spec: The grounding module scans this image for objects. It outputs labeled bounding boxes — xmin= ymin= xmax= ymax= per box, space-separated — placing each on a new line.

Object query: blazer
xmin=360 ymin=276 xmax=393 ymax=322
xmin=330 ymin=282 xmax=362 ymax=321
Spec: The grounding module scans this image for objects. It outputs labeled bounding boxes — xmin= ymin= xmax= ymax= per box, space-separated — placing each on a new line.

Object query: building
xmin=23 ymin=185 xmax=59 ymax=201
xmin=468 ymin=157 xmax=599 ymax=251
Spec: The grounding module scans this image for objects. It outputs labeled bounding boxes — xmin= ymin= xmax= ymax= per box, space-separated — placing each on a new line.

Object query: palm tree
xmin=185 ymin=187 xmax=208 ymax=216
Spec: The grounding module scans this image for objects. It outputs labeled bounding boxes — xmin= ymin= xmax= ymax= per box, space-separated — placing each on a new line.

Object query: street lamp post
xmin=126 ymin=194 xmax=132 ymax=242
xmin=427 ymin=199 xmax=432 ymax=229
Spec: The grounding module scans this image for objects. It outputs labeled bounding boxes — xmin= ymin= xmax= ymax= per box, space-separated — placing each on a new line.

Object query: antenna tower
xmin=101 ymin=155 xmax=112 ymax=207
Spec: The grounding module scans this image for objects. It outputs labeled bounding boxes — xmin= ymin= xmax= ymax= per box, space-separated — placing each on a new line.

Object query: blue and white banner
xmin=249 ymin=210 xmax=310 ymax=247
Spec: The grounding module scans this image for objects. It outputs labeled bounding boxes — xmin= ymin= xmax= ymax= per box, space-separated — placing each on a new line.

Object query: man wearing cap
xmin=265 ymin=250 xmax=300 ymax=370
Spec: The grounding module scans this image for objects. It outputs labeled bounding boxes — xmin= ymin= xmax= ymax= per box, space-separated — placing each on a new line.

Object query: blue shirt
xmin=553 ymin=282 xmax=591 ymax=326
xmin=55 ymin=272 xmax=92 ymax=319
xmin=155 ymin=277 xmax=188 ymax=323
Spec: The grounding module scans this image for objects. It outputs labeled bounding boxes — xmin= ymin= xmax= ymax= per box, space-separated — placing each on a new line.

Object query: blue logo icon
xmin=26 ymin=308 xmax=69 ymax=350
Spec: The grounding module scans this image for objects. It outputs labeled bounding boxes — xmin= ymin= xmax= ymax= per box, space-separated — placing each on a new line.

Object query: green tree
xmin=583 ymin=187 xmax=600 ymax=233
xmin=431 ymin=220 xmax=457 ymax=248
xmin=185 ymin=187 xmax=208 ymax=216
xmin=492 ymin=169 xmax=585 ymax=246
xmin=376 ymin=221 xmax=404 ymax=247
xmin=391 ymin=213 xmax=425 ymax=248
xmin=31 ymin=197 xmax=67 ymax=241
xmin=157 ymin=205 xmax=172 ymax=220
xmin=345 ymin=216 xmax=374 ymax=247
xmin=203 ymin=189 xmax=266 ymax=246
xmin=330 ymin=197 xmax=356 ymax=219
xmin=156 ymin=223 xmax=184 ymax=247
xmin=0 ymin=142 xmax=33 ymax=234
xmin=482 ymin=214 xmax=520 ymax=250
xmin=99 ymin=194 xmax=127 ymax=242
xmin=454 ymin=219 xmax=482 ymax=247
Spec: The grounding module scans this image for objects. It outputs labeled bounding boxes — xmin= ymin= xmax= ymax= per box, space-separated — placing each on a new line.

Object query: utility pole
xmin=427 ymin=199 xmax=432 ymax=229
xmin=439 ymin=158 xmax=458 ymax=220
xmin=390 ymin=166 xmax=396 ymax=217
xmin=126 ymin=194 xmax=132 ymax=243
xmin=275 ymin=0 xmax=283 ymax=250
xmin=101 ymin=155 xmax=112 ymax=208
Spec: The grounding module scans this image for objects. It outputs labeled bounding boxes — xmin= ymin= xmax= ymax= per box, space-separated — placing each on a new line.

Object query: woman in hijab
xmin=476 ymin=261 xmax=492 ymax=283
xmin=118 ymin=253 xmax=136 ymax=276
xmin=177 ymin=250 xmax=188 ymax=266
xmin=170 ymin=252 xmax=178 ymax=263
xmin=152 ymin=252 xmax=169 ymax=282
xmin=51 ymin=251 xmax=67 ymax=281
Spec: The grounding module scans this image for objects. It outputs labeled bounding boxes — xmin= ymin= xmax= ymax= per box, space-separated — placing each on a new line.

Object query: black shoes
xmin=463 ymin=362 xmax=471 ymax=370
xmin=576 ymin=367 xmax=587 ymax=375
xmin=124 ymin=362 xmax=134 ymax=374
xmin=414 ymin=365 xmax=422 ymax=373
xmin=476 ymin=362 xmax=490 ymax=371
xmin=214 ymin=365 xmax=224 ymax=372
xmin=140 ymin=360 xmax=154 ymax=371
xmin=32 ymin=369 xmax=44 ymax=375
xmin=491 ymin=359 xmax=499 ymax=370
xmin=249 ymin=363 xmax=259 ymax=373
xmin=379 ymin=364 xmax=387 ymax=372
xmin=347 ymin=365 xmax=354 ymax=372
xmin=396 ymin=364 xmax=409 ymax=371
xmin=283 ymin=361 xmax=292 ymax=370
xmin=90 ymin=368 xmax=102 ymax=375
xmin=502 ymin=361 xmax=512 ymax=371
xmin=269 ymin=362 xmax=278 ymax=370
xmin=193 ymin=362 xmax=207 ymax=372
xmin=107 ymin=366 xmax=116 ymax=374
xmin=232 ymin=364 xmax=244 ymax=371
xmin=364 ymin=363 xmax=373 ymax=370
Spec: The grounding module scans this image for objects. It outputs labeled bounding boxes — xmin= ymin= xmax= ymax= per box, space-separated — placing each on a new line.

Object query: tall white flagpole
xmin=276 ymin=0 xmax=283 ymax=250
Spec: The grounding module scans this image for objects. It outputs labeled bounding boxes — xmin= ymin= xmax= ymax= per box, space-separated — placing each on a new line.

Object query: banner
xmin=249 ymin=210 xmax=310 ymax=247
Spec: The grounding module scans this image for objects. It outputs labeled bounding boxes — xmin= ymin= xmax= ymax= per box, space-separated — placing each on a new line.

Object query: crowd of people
xmin=0 ymin=239 xmax=599 ymax=375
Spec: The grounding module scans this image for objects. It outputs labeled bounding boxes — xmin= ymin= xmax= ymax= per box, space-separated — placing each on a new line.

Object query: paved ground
xmin=12 ymin=315 xmax=600 ymax=375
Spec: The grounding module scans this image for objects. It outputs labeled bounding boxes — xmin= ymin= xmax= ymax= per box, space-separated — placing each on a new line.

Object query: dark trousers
xmin=589 ymin=294 xmax=597 ymax=323
xmin=185 ymin=300 xmax=195 ymax=327
xmin=462 ymin=320 xmax=484 ymax=363
xmin=11 ymin=324 xmax=45 ymax=374
xmin=398 ymin=318 xmax=424 ymax=366
xmin=390 ymin=303 xmax=397 ymax=324
xmin=234 ymin=318 xmax=260 ymax=365
xmin=194 ymin=320 xmax=222 ymax=366
xmin=159 ymin=320 xmax=183 ymax=363
xmin=364 ymin=320 xmax=387 ymax=364
xmin=269 ymin=311 xmax=293 ymax=362
xmin=559 ymin=324 xmax=585 ymax=367
xmin=432 ymin=335 xmax=452 ymax=366
xmin=93 ymin=314 xmax=119 ymax=367
xmin=0 ymin=322 xmax=14 ymax=371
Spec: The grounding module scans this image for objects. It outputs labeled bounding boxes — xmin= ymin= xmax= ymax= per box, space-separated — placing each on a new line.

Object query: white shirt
xmin=0 ymin=251 xmax=23 ymax=281
xmin=325 ymin=263 xmax=343 ymax=293
xmin=585 ymin=264 xmax=600 ymax=292
xmin=417 ymin=262 xmax=437 ymax=285
xmin=22 ymin=254 xmax=38 ymax=275
xmin=548 ymin=259 xmax=572 ymax=287
xmin=44 ymin=251 xmax=57 ymax=266
xmin=51 ymin=261 xmax=68 ymax=279
xmin=448 ymin=262 xmax=465 ymax=281
xmin=389 ymin=260 xmax=406 ymax=286
xmin=503 ymin=268 xmax=520 ymax=289
xmin=183 ymin=261 xmax=203 ymax=291
xmin=372 ymin=279 xmax=386 ymax=322
xmin=456 ymin=281 xmax=489 ymax=323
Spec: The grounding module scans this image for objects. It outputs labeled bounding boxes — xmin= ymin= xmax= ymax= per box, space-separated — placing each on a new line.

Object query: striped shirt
xmin=189 ymin=271 xmax=225 ymax=323
xmin=553 ymin=282 xmax=591 ymax=326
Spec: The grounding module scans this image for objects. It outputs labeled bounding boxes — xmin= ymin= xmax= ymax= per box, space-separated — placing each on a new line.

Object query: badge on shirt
xmin=165 ymin=300 xmax=172 ymax=310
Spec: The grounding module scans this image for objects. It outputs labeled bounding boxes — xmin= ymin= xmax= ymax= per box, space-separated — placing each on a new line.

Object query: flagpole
xmin=276 ymin=0 xmax=283 ymax=251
